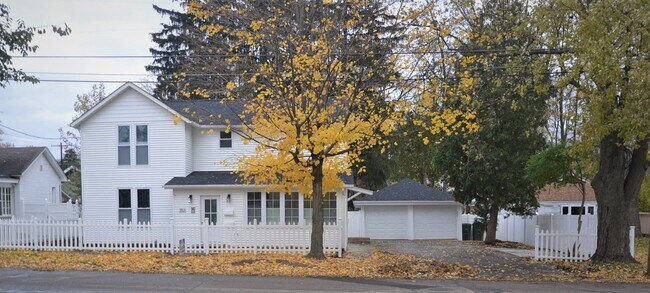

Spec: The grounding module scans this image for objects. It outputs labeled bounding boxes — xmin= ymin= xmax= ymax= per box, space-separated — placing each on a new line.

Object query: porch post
xmin=169 ymin=217 xmax=175 ymax=255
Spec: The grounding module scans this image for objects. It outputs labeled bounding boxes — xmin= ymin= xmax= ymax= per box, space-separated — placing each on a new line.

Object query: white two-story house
xmin=70 ymin=83 xmax=351 ymax=243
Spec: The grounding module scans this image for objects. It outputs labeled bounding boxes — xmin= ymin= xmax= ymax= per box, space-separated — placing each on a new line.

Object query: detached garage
xmin=354 ymin=179 xmax=461 ymax=240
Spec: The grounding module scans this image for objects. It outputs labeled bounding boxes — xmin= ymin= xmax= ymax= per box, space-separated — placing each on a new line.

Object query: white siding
xmin=192 ymin=128 xmax=257 ymax=171
xmin=172 ymin=188 xmax=247 ymax=225
xmin=79 ymin=88 xmax=189 ymax=223
xmin=18 ymin=153 xmax=62 ymax=205
xmin=184 ymin=124 xmax=193 ymax=175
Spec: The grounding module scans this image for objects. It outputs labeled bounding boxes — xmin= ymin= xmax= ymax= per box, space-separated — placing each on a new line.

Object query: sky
xmin=0 ymin=0 xmax=180 ymax=159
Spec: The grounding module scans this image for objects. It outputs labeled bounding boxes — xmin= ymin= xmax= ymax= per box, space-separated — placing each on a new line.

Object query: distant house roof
xmin=164 ymin=171 xmax=354 ymax=187
xmin=356 ymin=179 xmax=455 ymax=202
xmin=537 ymin=184 xmax=596 ymax=202
xmin=0 ymin=147 xmax=66 ymax=180
xmin=162 ymin=99 xmax=247 ymax=126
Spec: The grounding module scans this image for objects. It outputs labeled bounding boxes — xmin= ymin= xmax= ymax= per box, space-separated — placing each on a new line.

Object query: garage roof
xmin=357 ymin=179 xmax=455 ymax=202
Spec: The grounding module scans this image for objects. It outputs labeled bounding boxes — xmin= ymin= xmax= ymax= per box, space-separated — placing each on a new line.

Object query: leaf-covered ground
xmin=547 ymin=237 xmax=650 ymax=283
xmin=0 ymin=249 xmax=477 ymax=279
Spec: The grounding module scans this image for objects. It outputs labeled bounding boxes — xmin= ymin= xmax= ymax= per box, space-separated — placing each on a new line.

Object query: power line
xmin=10 ymin=48 xmax=570 ymax=59
xmin=0 ymin=123 xmax=64 ymax=140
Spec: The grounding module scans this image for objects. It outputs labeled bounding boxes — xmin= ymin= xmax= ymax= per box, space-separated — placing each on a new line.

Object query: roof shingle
xmin=162 ymin=99 xmax=247 ymax=126
xmin=165 ymin=171 xmax=354 ymax=186
xmin=0 ymin=147 xmax=46 ymax=178
xmin=357 ymin=179 xmax=455 ymax=202
xmin=537 ymin=184 xmax=596 ymax=202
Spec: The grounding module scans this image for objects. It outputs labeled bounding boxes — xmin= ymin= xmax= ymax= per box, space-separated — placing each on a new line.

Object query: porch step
xmin=348 ymin=237 xmax=371 ymax=244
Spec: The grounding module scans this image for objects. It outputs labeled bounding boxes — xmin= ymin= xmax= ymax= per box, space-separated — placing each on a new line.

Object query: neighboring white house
xmin=537 ymin=184 xmax=597 ymax=216
xmin=352 ymin=179 xmax=462 ymax=240
xmin=70 ymin=83 xmax=351 ymax=247
xmin=0 ymin=147 xmax=69 ymax=219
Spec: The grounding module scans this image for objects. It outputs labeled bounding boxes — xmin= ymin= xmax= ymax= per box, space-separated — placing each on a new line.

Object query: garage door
xmin=413 ymin=206 xmax=457 ymax=239
xmin=365 ymin=206 xmax=408 ymax=239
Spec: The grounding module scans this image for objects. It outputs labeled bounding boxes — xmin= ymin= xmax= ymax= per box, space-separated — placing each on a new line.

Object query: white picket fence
xmin=0 ymin=219 xmax=344 ymax=256
xmin=535 ymin=225 xmax=635 ymax=262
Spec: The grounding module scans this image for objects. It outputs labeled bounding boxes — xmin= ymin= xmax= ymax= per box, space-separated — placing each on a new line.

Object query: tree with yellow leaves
xmin=185 ymin=0 xmax=478 ymax=259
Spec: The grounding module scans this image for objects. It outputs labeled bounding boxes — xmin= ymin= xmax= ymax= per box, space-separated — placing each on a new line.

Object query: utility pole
xmin=51 ymin=142 xmax=63 ymax=168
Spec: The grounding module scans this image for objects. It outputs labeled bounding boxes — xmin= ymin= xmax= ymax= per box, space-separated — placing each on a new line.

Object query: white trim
xmin=354 ymin=200 xmax=460 ymax=206
xmin=347 ymin=186 xmax=373 ymax=196
xmin=0 ymin=179 xmax=19 ymax=184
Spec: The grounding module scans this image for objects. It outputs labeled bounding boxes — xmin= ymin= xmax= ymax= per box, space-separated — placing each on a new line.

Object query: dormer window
xmin=220 ymin=131 xmax=232 ymax=148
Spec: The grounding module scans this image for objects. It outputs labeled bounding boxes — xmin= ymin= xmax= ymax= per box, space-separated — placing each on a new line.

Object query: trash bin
xmin=472 ymin=222 xmax=484 ymax=241
xmin=462 ymin=223 xmax=472 ymax=241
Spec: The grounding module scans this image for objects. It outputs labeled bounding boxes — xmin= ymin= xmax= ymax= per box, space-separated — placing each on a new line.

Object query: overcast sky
xmin=0 ymin=0 xmax=180 ymax=159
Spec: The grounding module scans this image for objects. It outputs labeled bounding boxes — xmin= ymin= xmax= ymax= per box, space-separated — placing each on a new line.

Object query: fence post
xmin=534 ymin=225 xmax=539 ymax=260
xmin=203 ymin=218 xmax=209 ymax=255
xmin=253 ymin=218 xmax=258 ymax=255
xmin=338 ymin=217 xmax=343 ymax=258
xmin=170 ymin=218 xmax=175 ymax=255
xmin=629 ymin=226 xmax=635 ymax=257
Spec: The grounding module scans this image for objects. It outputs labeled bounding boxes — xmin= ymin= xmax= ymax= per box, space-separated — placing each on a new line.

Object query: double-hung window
xmin=118 ymin=126 xmax=130 ymax=165
xmin=266 ymin=192 xmax=281 ymax=224
xmin=0 ymin=187 xmax=11 ymax=216
xmin=137 ymin=189 xmax=151 ymax=223
xmin=118 ymin=189 xmax=132 ymax=223
xmin=220 ymin=131 xmax=232 ymax=148
xmin=136 ymin=125 xmax=148 ymax=165
xmin=247 ymin=192 xmax=262 ymax=224
xmin=285 ymin=192 xmax=299 ymax=224
xmin=303 ymin=196 xmax=313 ymax=225
xmin=323 ymin=192 xmax=337 ymax=224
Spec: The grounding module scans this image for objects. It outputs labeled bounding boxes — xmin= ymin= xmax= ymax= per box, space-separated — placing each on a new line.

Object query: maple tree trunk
xmin=591 ymin=133 xmax=644 ymax=263
xmin=307 ymin=161 xmax=325 ymax=259
xmin=626 ymin=137 xmax=648 ymax=237
xmin=484 ymin=204 xmax=499 ymax=245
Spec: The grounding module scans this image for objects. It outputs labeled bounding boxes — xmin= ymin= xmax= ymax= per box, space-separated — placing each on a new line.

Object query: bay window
xmin=266 ymin=192 xmax=280 ymax=224
xmin=247 ymin=192 xmax=262 ymax=224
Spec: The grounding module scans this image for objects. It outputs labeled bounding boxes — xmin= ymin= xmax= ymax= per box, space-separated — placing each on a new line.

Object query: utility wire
xmin=10 ymin=48 xmax=570 ymax=59
xmin=0 ymin=123 xmax=63 ymax=140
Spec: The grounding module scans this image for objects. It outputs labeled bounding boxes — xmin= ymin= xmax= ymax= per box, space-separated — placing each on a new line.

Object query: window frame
xmin=284 ymin=192 xmax=299 ymax=225
xmin=135 ymin=124 xmax=149 ymax=165
xmin=0 ymin=187 xmax=12 ymax=217
xmin=201 ymin=196 xmax=220 ymax=225
xmin=219 ymin=131 xmax=232 ymax=148
xmin=323 ymin=192 xmax=337 ymax=224
xmin=247 ymin=192 xmax=262 ymax=225
xmin=117 ymin=125 xmax=131 ymax=166
xmin=118 ymin=189 xmax=132 ymax=223
xmin=136 ymin=189 xmax=151 ymax=223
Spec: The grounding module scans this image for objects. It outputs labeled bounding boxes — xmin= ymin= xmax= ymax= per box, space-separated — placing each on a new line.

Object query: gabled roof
xmin=537 ymin=184 xmax=596 ymax=202
xmin=162 ymin=99 xmax=248 ymax=126
xmin=70 ymin=82 xmax=246 ymax=128
xmin=0 ymin=147 xmax=67 ymax=180
xmin=164 ymin=171 xmax=354 ymax=188
xmin=356 ymin=179 xmax=455 ymax=202
xmin=70 ymin=83 xmax=193 ymax=128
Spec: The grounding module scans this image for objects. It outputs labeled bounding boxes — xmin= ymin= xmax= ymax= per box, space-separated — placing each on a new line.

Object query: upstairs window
xmin=136 ymin=125 xmax=148 ymax=165
xmin=118 ymin=126 xmax=130 ymax=165
xmin=118 ymin=189 xmax=132 ymax=223
xmin=220 ymin=131 xmax=232 ymax=148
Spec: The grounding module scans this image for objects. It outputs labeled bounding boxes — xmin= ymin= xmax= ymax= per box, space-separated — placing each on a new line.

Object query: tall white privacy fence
xmin=535 ymin=225 xmax=635 ymax=262
xmin=21 ymin=200 xmax=80 ymax=221
xmin=0 ymin=219 xmax=344 ymax=256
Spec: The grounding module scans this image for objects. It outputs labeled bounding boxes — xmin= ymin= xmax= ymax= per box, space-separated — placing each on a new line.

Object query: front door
xmin=202 ymin=197 xmax=219 ymax=224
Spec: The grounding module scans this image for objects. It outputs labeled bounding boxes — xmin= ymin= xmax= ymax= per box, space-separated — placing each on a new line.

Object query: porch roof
xmin=164 ymin=171 xmax=354 ymax=187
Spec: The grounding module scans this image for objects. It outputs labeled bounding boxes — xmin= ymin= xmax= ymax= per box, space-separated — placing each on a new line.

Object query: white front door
xmin=201 ymin=196 xmax=220 ymax=224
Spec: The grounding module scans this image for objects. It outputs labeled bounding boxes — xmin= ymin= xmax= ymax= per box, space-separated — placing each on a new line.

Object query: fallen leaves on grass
xmin=0 ymin=249 xmax=477 ymax=279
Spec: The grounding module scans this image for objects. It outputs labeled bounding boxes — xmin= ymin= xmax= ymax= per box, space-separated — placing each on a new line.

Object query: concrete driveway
xmin=369 ymin=240 xmax=563 ymax=281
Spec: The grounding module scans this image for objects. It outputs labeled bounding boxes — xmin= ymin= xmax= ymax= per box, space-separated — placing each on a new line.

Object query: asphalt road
xmin=0 ymin=269 xmax=648 ymax=293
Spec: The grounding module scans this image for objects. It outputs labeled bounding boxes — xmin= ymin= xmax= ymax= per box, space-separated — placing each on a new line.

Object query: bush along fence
xmin=534 ymin=225 xmax=635 ymax=262
xmin=0 ymin=219 xmax=344 ymax=257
